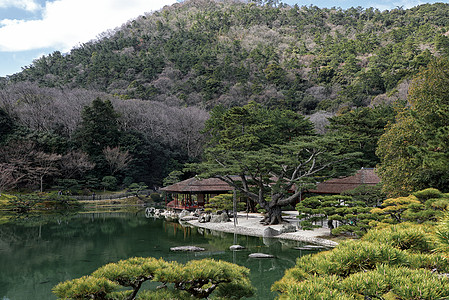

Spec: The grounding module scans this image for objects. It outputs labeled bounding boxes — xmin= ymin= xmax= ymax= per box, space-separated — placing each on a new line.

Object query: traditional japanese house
xmin=308 ymin=168 xmax=381 ymax=195
xmin=160 ymin=177 xmax=232 ymax=210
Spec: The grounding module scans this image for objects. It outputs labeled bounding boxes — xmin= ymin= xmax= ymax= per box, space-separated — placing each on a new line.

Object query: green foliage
xmin=128 ymin=182 xmax=148 ymax=195
xmin=194 ymin=132 xmax=359 ymax=224
xmin=53 ymin=276 xmax=119 ymax=299
xmin=204 ymin=101 xmax=314 ymax=151
xmin=273 ymin=226 xmax=449 ymax=299
xmin=162 ymin=259 xmax=255 ymax=299
xmin=205 ymin=193 xmax=245 ymax=214
xmin=53 ymin=257 xmax=254 ymax=300
xmin=341 ymin=184 xmax=385 ymax=207
xmin=435 ymin=213 xmax=449 ymax=253
xmin=377 ymin=58 xmax=449 ymax=196
xmin=296 ymin=195 xmax=375 ymax=236
xmin=53 ymin=179 xmax=83 ymax=194
xmin=0 ymin=108 xmax=14 ymax=143
xmin=5 ymin=1 xmax=449 ymax=193
xmin=0 ymin=194 xmax=15 ymax=209
xmin=276 ymin=186 xmax=449 ymax=299
xmin=75 ymin=98 xmax=120 ymax=158
xmin=341 ymin=265 xmax=449 ymax=300
xmin=275 ymin=264 xmax=449 ymax=300
xmin=137 ymin=289 xmax=191 ymax=300
xmin=326 ymin=105 xmax=396 ymax=168
xmin=162 ymin=170 xmax=184 ymax=187
xmin=101 ymin=176 xmax=118 ymax=191
xmin=371 ymin=188 xmax=449 ymax=224
xmin=11 ymin=2 xmax=449 ymax=110
xmin=362 ymin=222 xmax=436 ymax=253
xmin=149 ymin=193 xmax=162 ymax=203
xmin=6 ymin=192 xmax=78 ymax=213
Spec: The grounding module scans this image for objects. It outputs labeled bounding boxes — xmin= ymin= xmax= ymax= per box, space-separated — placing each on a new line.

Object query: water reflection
xmin=0 ymin=210 xmax=320 ymax=300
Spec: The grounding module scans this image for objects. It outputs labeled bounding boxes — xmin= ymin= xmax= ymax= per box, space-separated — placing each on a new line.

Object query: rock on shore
xmin=249 ymin=253 xmax=275 ymax=258
xmin=170 ymin=246 xmax=205 ymax=252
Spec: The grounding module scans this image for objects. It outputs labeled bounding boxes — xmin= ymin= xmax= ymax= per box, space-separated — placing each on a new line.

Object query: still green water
xmin=0 ymin=209 xmax=318 ymax=299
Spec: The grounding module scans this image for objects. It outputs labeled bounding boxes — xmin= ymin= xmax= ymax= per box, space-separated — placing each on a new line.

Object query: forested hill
xmin=7 ymin=0 xmax=449 ymax=112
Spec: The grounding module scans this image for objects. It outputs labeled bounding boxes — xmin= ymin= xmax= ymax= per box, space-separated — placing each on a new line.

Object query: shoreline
xmin=186 ymin=211 xmax=338 ymax=248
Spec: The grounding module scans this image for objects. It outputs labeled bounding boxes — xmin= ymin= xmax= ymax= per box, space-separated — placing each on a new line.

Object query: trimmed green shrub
xmin=362 ymin=222 xmax=436 ymax=253
xmin=53 ymin=257 xmax=254 ymax=300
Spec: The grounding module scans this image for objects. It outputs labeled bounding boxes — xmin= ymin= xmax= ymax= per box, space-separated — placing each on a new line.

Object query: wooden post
xmin=233 ymin=189 xmax=238 ymax=226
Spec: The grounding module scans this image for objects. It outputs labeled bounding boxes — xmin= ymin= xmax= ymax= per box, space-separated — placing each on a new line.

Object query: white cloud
xmin=0 ymin=0 xmax=176 ymax=52
xmin=368 ymin=0 xmax=426 ymax=10
xmin=0 ymin=0 xmax=40 ymax=11
xmin=392 ymin=0 xmax=425 ymax=9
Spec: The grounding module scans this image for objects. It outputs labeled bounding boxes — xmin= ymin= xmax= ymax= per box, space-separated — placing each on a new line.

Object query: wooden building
xmin=308 ymin=168 xmax=381 ymax=195
xmin=160 ymin=169 xmax=380 ymax=210
xmin=160 ymin=177 xmax=232 ymax=210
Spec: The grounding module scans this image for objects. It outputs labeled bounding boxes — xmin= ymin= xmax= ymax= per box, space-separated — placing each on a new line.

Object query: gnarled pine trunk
xmin=261 ymin=205 xmax=283 ymax=225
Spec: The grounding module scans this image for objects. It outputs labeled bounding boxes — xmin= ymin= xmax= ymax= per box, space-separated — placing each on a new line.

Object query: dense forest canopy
xmin=4 ymin=0 xmax=449 ymax=111
xmin=1 ymin=0 xmax=449 ymax=192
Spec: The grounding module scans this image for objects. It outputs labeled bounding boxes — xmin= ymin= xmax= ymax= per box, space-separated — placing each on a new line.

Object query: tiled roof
xmin=308 ymin=168 xmax=380 ymax=194
xmin=160 ymin=177 xmax=232 ymax=193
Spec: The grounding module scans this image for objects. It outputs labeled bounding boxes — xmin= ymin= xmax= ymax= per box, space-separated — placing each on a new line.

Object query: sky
xmin=0 ymin=0 xmax=447 ymax=77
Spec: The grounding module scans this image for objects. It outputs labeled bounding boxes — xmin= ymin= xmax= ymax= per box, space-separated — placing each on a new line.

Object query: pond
xmin=0 ymin=208 xmax=321 ymax=299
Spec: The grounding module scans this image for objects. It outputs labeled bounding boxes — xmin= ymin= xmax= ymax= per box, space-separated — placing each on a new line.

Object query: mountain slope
xmin=8 ymin=0 xmax=449 ymax=112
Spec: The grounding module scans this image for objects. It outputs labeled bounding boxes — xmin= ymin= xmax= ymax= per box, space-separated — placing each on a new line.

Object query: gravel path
xmin=186 ymin=212 xmax=338 ymax=248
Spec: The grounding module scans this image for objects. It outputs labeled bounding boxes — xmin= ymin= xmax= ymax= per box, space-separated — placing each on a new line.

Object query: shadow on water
xmin=0 ymin=209 xmax=322 ymax=300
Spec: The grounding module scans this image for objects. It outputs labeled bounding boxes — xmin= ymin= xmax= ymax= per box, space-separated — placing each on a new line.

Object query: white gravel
xmin=187 ymin=212 xmax=338 ymax=248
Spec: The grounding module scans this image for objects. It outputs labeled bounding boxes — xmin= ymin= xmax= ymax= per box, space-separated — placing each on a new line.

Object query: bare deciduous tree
xmin=0 ymin=140 xmax=61 ymax=192
xmin=60 ymin=151 xmax=95 ymax=179
xmin=103 ymin=146 xmax=133 ymax=175
xmin=0 ymin=141 xmax=36 ymax=189
xmin=0 ymin=164 xmax=21 ymax=193
xmin=33 ymin=152 xmax=62 ymax=192
xmin=307 ymin=110 xmax=334 ymax=134
xmin=115 ymin=100 xmax=209 ymax=158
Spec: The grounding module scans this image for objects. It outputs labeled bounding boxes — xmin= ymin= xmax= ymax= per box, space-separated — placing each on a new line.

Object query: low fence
xmin=71 ymin=190 xmax=154 ymax=201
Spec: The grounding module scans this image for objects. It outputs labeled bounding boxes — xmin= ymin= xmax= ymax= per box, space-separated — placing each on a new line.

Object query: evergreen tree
xmin=74 ymin=98 xmax=121 ymax=178
xmin=0 ymin=108 xmax=14 ymax=143
xmin=191 ymin=102 xmax=359 ymax=224
xmin=377 ymin=58 xmax=449 ymax=196
xmin=53 ymin=257 xmax=254 ymax=300
xmin=75 ymin=98 xmax=120 ymax=157
xmin=327 ymin=105 xmax=395 ymax=168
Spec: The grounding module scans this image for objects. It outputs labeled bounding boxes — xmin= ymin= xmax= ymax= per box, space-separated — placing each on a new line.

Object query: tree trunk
xmin=40 ymin=175 xmax=44 ymax=193
xmin=327 ymin=219 xmax=334 ymax=230
xmin=262 ymin=205 xmax=283 ymax=225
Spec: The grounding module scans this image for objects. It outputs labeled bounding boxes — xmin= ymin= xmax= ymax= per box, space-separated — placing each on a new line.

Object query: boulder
xmin=180 ymin=216 xmax=198 ymax=221
xmin=211 ymin=213 xmax=230 ymax=223
xmin=249 ymin=253 xmax=275 ymax=258
xmin=230 ymin=245 xmax=246 ymax=251
xmin=170 ymin=246 xmax=205 ymax=252
xmin=178 ymin=210 xmax=190 ymax=219
xmin=198 ymin=213 xmax=211 ymax=223
xmin=294 ymin=247 xmax=316 ymax=251
xmin=280 ymin=223 xmax=297 ymax=234
xmin=205 ymin=213 xmax=211 ymax=222
xmin=263 ymin=226 xmax=280 ymax=237
xmin=301 ymin=245 xmax=327 ymax=250
xmin=193 ymin=209 xmax=204 ymax=217
xmin=145 ymin=207 xmax=156 ymax=214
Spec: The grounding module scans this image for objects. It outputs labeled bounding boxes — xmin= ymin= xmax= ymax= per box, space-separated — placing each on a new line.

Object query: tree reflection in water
xmin=0 ymin=209 xmax=318 ymax=300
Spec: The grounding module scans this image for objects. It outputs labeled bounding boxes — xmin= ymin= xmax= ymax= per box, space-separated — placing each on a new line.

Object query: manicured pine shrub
xmin=435 ymin=213 xmax=449 ymax=253
xmin=53 ymin=257 xmax=254 ymax=300
xmin=273 ymin=275 xmax=355 ymax=300
xmin=362 ymin=222 xmax=436 ymax=253
xmin=52 ymin=276 xmax=119 ymax=299
xmin=341 ymin=265 xmax=449 ymax=300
